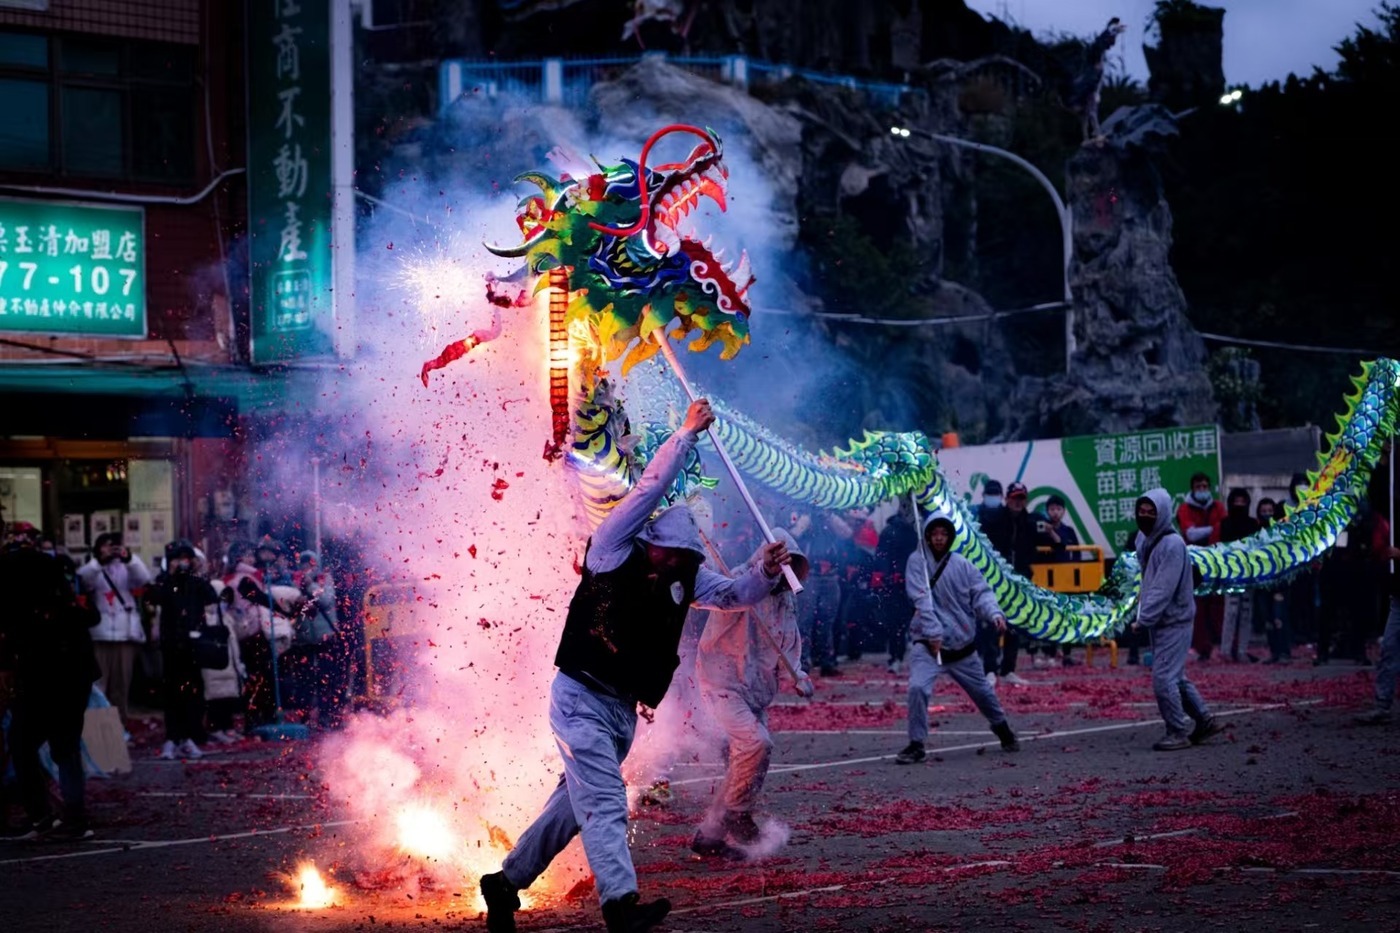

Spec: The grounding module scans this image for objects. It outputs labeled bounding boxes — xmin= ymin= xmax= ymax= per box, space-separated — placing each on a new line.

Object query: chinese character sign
xmin=247 ymin=0 xmax=334 ymax=363
xmin=1063 ymin=425 xmax=1221 ymax=554
xmin=0 ymin=199 xmax=145 ymax=337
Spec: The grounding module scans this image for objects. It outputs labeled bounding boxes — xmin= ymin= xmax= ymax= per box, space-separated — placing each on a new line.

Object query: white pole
xmin=330 ymin=0 xmax=357 ymax=359
xmin=1390 ymin=436 xmax=1395 ymax=575
xmin=652 ymin=333 xmax=803 ymax=594
xmin=311 ymin=456 xmax=323 ymax=555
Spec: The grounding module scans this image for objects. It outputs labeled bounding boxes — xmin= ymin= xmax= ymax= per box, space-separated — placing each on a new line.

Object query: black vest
xmin=555 ymin=542 xmax=697 ymax=708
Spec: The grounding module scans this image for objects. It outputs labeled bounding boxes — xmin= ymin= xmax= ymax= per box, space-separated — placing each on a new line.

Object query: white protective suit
xmin=695 ymin=528 xmax=810 ymax=837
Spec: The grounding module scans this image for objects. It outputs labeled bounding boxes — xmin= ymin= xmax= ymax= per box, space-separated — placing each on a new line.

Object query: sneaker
xmin=601 ymin=892 xmax=671 ymax=933
xmin=895 ymin=741 xmax=926 ymax=765
xmin=1001 ymin=672 xmax=1030 ymax=687
xmin=723 ymin=811 xmax=761 ymax=844
xmin=819 ymin=665 xmax=841 ymax=677
xmin=479 ymin=872 xmax=520 ymax=933
xmin=1153 ymin=734 xmax=1193 ymax=751
xmin=179 ymin=739 xmax=204 ymax=759
xmin=992 ymin=722 xmax=1021 ymax=752
xmin=1061 ymin=654 xmax=1077 ymax=667
xmin=1355 ymin=707 xmax=1393 ymax=726
xmin=1 ymin=816 xmax=56 ymax=842
xmin=1033 ymin=655 xmax=1048 ymax=669
xmin=159 ymin=740 xmax=178 ymax=760
xmin=211 ymin=730 xmax=239 ymax=745
xmin=48 ymin=819 xmax=95 ymax=842
xmin=985 ymin=671 xmax=998 ymax=687
xmin=886 ymin=659 xmax=902 ymax=675
xmin=1189 ymin=717 xmax=1226 ymax=745
xmin=690 ymin=831 xmax=745 ymax=860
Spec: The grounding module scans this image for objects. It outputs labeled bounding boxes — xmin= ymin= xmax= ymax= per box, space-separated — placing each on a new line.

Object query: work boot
xmin=992 ymin=722 xmax=1021 ymax=752
xmin=723 ymin=810 xmax=761 ymax=844
xmin=1153 ymin=733 xmax=1193 ymax=751
xmin=601 ymin=891 xmax=671 ymax=933
xmin=479 ymin=871 xmax=520 ymax=933
xmin=894 ymin=741 xmax=926 ymax=764
xmin=691 ymin=830 xmax=745 ymax=860
xmin=1189 ymin=717 xmax=1226 ymax=745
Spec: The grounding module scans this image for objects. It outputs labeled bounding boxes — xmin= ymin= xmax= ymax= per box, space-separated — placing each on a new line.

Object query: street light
xmin=891 ymin=125 xmax=1074 ymax=372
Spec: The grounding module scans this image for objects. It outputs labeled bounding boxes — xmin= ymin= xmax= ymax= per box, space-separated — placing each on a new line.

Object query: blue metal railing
xmin=437 ymin=53 xmax=920 ymax=117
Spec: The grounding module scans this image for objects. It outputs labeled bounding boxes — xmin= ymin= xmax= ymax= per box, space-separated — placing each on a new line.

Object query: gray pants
xmin=1374 ymin=596 xmax=1400 ymax=710
xmin=798 ymin=574 xmax=841 ymax=670
xmin=697 ymin=687 xmax=772 ymax=837
xmin=907 ymin=640 xmax=1007 ymax=743
xmin=1149 ymin=621 xmax=1212 ymax=737
xmin=502 ymin=673 xmax=639 ymax=904
xmin=1220 ymin=593 xmax=1254 ymax=660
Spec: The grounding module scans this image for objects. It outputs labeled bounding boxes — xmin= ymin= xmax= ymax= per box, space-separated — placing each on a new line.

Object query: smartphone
xmin=1036 ymin=521 xmax=1049 ymax=533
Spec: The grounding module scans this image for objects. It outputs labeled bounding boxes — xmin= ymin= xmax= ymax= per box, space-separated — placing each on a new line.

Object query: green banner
xmin=247 ymin=0 xmax=334 ymax=363
xmin=0 ymin=199 xmax=145 ymax=337
xmin=1062 ymin=425 xmax=1222 ymax=554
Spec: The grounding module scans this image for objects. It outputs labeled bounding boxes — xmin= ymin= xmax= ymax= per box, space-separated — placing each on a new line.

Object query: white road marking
xmin=0 ymin=819 xmax=362 ymax=866
xmin=666 ymin=701 xmax=1318 ymax=787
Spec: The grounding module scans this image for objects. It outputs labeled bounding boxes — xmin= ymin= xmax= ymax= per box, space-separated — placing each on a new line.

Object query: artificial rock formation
xmin=1019 ymin=105 xmax=1217 ymax=437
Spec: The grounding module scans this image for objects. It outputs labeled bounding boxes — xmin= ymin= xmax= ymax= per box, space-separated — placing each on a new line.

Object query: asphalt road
xmin=4 ymin=656 xmax=1399 ymax=932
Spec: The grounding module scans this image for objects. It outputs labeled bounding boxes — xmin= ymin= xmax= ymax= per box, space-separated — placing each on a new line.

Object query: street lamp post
xmin=891 ymin=126 xmax=1074 ymax=371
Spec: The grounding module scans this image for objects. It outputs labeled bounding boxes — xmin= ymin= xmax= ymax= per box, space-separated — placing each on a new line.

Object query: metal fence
xmin=437 ymin=53 xmax=919 ymax=116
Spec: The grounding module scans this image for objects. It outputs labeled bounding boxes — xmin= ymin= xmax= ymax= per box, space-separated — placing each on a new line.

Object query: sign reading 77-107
xmin=0 ymin=199 xmax=146 ymax=338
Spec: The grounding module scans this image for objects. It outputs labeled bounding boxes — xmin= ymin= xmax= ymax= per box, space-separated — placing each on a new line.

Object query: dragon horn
xmin=515 ymin=171 xmax=562 ymax=201
xmin=483 ymin=237 xmax=537 ymax=258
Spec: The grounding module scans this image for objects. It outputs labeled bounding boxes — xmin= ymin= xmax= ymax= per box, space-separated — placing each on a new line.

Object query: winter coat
xmin=78 ymin=555 xmax=152 ymax=642
xmin=201 ymin=580 xmax=246 ymax=700
xmin=905 ymin=515 xmax=1003 ymax=650
xmin=1177 ymin=496 xmax=1226 ymax=546
xmin=1136 ymin=488 xmax=1197 ymax=629
xmin=697 ymin=529 xmax=806 ymax=709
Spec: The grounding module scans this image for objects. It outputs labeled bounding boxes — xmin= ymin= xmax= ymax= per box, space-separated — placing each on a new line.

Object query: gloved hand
xmin=793 ymin=673 xmax=815 ymax=698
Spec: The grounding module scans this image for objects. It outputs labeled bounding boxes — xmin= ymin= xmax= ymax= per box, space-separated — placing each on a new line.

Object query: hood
xmin=920 ymin=511 xmax=957 ymax=552
xmin=752 ymin=527 xmax=809 ymax=583
xmin=1137 ymin=488 xmax=1176 ymax=544
xmin=636 ymin=505 xmax=708 ymax=563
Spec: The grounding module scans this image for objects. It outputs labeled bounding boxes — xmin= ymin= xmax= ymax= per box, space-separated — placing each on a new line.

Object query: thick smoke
xmin=284 ymin=80 xmax=880 ymax=900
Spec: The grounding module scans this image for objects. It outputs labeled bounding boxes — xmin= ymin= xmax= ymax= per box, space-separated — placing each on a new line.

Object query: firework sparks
xmin=395 ymin=804 xmax=458 ymax=861
xmin=293 ymin=861 xmax=337 ymax=909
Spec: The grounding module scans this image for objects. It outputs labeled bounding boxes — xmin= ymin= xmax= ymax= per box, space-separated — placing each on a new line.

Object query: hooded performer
xmin=481 ymin=399 xmax=792 ymax=933
xmin=1132 ymin=488 xmax=1224 ymax=751
xmin=895 ymin=512 xmax=1020 ymax=765
xmin=691 ymin=527 xmax=813 ymax=858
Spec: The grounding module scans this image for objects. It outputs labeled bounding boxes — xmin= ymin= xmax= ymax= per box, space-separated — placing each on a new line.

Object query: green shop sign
xmin=0 ymin=199 xmax=145 ymax=338
xmin=247 ymin=0 xmax=334 ymax=363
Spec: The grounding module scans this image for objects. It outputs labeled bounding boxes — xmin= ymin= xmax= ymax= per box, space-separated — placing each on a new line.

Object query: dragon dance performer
xmin=896 ymin=513 xmax=1021 ymax=765
xmin=1132 ymin=489 xmax=1225 ymax=751
xmin=480 ymin=398 xmax=792 ymax=933
xmin=691 ymin=528 xmax=813 ymax=859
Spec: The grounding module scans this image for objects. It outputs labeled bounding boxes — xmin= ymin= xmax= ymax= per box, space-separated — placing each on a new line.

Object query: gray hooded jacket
xmin=696 ymin=528 xmax=806 ymax=708
xmin=1134 ymin=487 xmax=1196 ymax=629
xmin=586 ymin=429 xmax=776 ymax=610
xmin=904 ymin=513 xmax=1003 ymax=649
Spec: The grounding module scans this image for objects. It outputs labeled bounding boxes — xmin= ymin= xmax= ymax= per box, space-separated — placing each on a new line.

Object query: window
xmin=0 ymin=30 xmax=196 ymax=183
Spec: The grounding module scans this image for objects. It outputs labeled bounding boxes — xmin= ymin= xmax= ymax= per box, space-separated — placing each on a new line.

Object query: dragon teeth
xmin=733 ymin=251 xmax=751 ymax=285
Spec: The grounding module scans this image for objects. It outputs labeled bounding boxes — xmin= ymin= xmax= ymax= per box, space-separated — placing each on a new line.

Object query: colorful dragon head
xmin=485 ymin=124 xmax=754 ymax=374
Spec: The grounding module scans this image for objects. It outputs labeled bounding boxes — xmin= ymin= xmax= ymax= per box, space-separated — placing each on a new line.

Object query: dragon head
xmin=486 ymin=124 xmax=754 ymax=374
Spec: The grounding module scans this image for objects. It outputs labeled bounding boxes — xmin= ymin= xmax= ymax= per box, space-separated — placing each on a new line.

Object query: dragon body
xmin=433 ymin=125 xmax=1400 ymax=643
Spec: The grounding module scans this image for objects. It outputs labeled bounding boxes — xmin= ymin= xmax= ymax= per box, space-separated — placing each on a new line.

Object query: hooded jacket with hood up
xmin=555 ymin=429 xmax=780 ymax=707
xmin=1135 ymin=488 xmax=1196 ymax=629
xmin=696 ymin=528 xmax=806 ymax=709
xmin=904 ymin=513 xmax=1003 ymax=650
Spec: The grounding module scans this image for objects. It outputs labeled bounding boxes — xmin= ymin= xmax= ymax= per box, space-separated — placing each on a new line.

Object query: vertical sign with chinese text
xmin=0 ymin=199 xmax=145 ymax=337
xmin=1062 ymin=425 xmax=1222 ymax=555
xmin=247 ymin=0 xmax=334 ymax=363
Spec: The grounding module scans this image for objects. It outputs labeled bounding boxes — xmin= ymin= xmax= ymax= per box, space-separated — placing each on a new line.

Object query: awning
xmin=0 ymin=362 xmax=327 ymax=438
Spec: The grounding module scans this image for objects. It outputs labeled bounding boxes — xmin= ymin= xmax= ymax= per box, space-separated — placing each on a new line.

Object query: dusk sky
xmin=962 ymin=0 xmax=1386 ymax=88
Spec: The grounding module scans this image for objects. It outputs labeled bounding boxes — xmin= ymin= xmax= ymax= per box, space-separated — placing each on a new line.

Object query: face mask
xmin=983 ymin=496 xmax=1003 ymax=510
xmin=1191 ymin=489 xmax=1212 ymax=505
xmin=1135 ymin=515 xmax=1157 ymax=535
xmin=1258 ymin=513 xmax=1274 ymax=527
xmin=1229 ymin=504 xmax=1248 ymax=517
